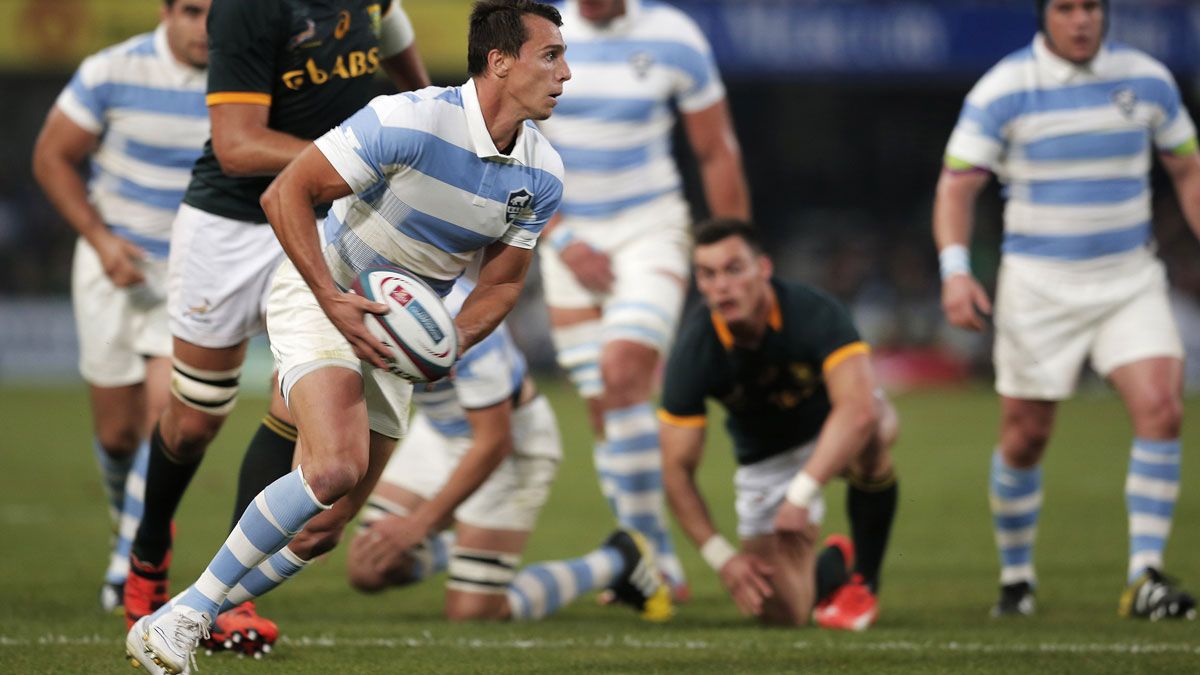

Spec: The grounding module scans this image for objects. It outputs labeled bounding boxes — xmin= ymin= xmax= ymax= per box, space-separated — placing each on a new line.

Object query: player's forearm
xmin=31 ymin=149 xmax=108 ymax=244
xmin=662 ymin=460 xmax=720 ymax=549
xmin=1169 ymin=158 xmax=1200 ymax=241
xmin=698 ymin=148 xmax=751 ymax=220
xmin=932 ymin=169 xmax=986 ymax=250
xmin=412 ymin=436 xmax=512 ymax=533
xmin=455 ymin=284 xmax=521 ymax=355
xmin=261 ymin=177 xmax=337 ymax=301
xmin=212 ymin=123 xmax=311 ymax=177
xmin=380 ymin=45 xmax=431 ymax=92
xmin=803 ymin=402 xmax=879 ymax=486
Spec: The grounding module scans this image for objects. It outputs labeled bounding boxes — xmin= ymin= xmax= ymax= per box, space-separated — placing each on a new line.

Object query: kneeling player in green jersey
xmin=660 ymin=218 xmax=899 ymax=629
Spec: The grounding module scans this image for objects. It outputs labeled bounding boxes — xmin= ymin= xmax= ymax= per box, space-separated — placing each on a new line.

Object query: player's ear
xmin=488 ymin=49 xmax=511 ymax=78
xmin=759 ymin=254 xmax=774 ymax=279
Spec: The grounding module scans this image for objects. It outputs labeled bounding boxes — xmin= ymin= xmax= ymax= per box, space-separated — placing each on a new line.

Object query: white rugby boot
xmin=144 ymin=606 xmax=208 ymax=674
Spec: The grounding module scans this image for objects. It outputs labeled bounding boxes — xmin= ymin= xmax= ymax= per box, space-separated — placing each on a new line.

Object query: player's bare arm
xmin=210 ymin=103 xmax=312 ymax=177
xmin=455 ymin=242 xmax=534 ymax=354
xmin=682 ymin=99 xmax=751 ymax=219
xmin=661 ymin=421 xmax=774 ymax=615
xmin=933 ymin=166 xmax=993 ymax=331
xmin=32 ymin=109 xmax=146 ymax=287
xmin=378 ymin=1 xmax=430 ymax=91
xmin=259 ymin=144 xmax=391 ymax=368
xmin=381 ymin=45 xmax=431 ymax=92
xmin=774 ymin=353 xmax=879 ymax=538
xmin=1159 ymin=146 xmax=1200 ymax=239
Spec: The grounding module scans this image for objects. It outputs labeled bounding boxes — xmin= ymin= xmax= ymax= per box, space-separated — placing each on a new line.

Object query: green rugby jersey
xmin=659 ymin=278 xmax=869 ymax=466
xmin=184 ymin=0 xmax=395 ymax=223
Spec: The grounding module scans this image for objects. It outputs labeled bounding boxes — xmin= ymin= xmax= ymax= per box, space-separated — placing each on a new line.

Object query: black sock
xmin=131 ymin=424 xmax=202 ymax=566
xmin=229 ymin=414 xmax=297 ymax=531
xmin=847 ymin=470 xmax=899 ymax=593
xmin=814 ymin=543 xmax=850 ymax=603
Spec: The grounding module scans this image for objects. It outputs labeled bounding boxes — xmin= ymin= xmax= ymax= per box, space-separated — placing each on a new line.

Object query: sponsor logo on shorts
xmin=406 ymin=300 xmax=446 ymax=344
xmin=505 ymin=188 xmax=533 ymax=224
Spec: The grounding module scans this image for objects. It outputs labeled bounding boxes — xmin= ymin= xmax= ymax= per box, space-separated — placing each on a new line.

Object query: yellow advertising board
xmin=1 ymin=0 xmax=472 ymax=77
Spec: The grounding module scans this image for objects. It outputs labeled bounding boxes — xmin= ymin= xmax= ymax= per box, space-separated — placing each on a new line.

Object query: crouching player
xmin=346 ymin=279 xmax=672 ymax=622
xmin=661 ymin=218 xmax=899 ymax=629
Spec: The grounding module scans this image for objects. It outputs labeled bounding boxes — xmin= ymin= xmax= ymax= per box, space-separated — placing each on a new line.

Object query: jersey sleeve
xmin=55 ymin=53 xmax=109 ymax=134
xmin=669 ymin=16 xmax=726 ymax=113
xmin=1150 ymin=68 xmax=1197 ymax=155
xmin=943 ymin=68 xmax=1012 ymax=171
xmin=803 ymin=291 xmax=869 ymax=376
xmin=204 ymin=0 xmax=283 ymax=107
xmin=314 ymin=96 xmax=413 ymax=195
xmin=452 ymin=331 xmax=519 ymax=410
xmin=657 ymin=312 xmax=711 ymax=428
xmin=500 ymin=136 xmax=563 ymax=249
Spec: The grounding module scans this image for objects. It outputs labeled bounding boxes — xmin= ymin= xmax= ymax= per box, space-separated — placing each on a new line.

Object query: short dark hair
xmin=693 ymin=217 xmax=765 ymax=254
xmin=467 ymin=0 xmax=563 ymax=76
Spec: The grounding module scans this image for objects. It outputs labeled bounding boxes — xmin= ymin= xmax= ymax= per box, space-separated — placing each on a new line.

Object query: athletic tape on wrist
xmin=547 ymin=227 xmax=577 ymax=253
xmin=700 ymin=534 xmax=737 ymax=572
xmin=784 ymin=471 xmax=821 ymax=509
xmin=938 ymin=244 xmax=971 ymax=281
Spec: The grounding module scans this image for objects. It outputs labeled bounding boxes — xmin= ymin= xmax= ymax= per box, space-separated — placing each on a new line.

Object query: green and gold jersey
xmin=659 ymin=279 xmax=869 ymax=466
xmin=184 ymin=0 xmax=394 ymax=223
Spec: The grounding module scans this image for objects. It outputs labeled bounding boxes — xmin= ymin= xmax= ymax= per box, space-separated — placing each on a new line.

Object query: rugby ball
xmin=351 ymin=266 xmax=458 ymax=382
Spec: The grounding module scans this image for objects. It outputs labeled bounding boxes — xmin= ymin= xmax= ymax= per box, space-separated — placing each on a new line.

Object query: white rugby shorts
xmin=734 ymin=439 xmax=826 ymax=539
xmin=993 ymin=250 xmax=1183 ymax=400
xmin=540 ymin=193 xmax=691 ymax=353
xmin=167 ymin=203 xmax=287 ymax=349
xmin=72 ymin=237 xmax=171 ymax=387
xmin=267 ymin=258 xmax=412 ymax=439
xmin=381 ymin=396 xmax=561 ymax=531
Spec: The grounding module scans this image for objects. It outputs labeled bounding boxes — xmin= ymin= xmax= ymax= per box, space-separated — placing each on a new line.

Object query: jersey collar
xmin=461 ymin=78 xmax=531 ymax=165
xmin=1032 ymin=32 xmax=1109 ymax=84
xmin=709 ymin=290 xmax=783 ymax=351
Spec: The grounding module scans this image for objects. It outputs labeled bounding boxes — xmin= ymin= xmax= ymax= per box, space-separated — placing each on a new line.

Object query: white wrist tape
xmin=784 ymin=471 xmax=821 ymax=509
xmin=546 ymin=227 xmax=577 ymax=252
xmin=379 ymin=2 xmax=417 ymax=57
xmin=700 ymin=534 xmax=737 ymax=572
xmin=939 ymin=244 xmax=971 ymax=280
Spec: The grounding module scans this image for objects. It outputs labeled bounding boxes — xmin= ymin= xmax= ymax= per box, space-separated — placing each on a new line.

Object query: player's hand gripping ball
xmin=351 ymin=266 xmax=458 ymax=382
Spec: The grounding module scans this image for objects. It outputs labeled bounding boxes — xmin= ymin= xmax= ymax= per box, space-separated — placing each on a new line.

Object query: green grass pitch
xmin=1 ymin=380 xmax=1199 ymax=673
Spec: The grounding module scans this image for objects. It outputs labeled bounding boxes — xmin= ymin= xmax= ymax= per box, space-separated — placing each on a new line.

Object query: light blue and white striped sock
xmin=593 ymin=441 xmax=618 ymax=515
xmin=220 ymin=546 xmax=311 ymax=611
xmin=94 ymin=439 xmax=135 ymax=526
xmin=1126 ymin=437 xmax=1181 ymax=582
xmin=169 ymin=467 xmax=329 ymax=622
xmin=104 ymin=440 xmax=149 ymax=585
xmin=599 ymin=403 xmax=685 ymax=587
xmin=506 ymin=546 xmax=623 ymax=620
xmin=989 ymin=449 xmax=1041 ymax=586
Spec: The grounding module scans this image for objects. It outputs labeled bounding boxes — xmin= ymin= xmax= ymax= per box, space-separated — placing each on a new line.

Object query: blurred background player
xmin=345 ymin=278 xmax=670 ymax=623
xmin=30 ymin=0 xmax=211 ymax=615
xmin=126 ymin=2 xmax=567 ymax=671
xmin=660 ymin=219 xmax=899 ymax=629
xmin=934 ymin=0 xmax=1200 ymax=619
xmin=122 ymin=0 xmax=429 ymax=642
xmin=535 ymin=0 xmax=750 ymax=598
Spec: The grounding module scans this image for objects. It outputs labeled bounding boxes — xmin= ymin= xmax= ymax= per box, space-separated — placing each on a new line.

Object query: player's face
xmin=1043 ymin=0 xmax=1103 ymax=64
xmin=162 ymin=0 xmax=211 ymax=69
xmin=578 ymin=0 xmax=626 ymax=24
xmin=694 ymin=236 xmax=773 ymax=328
xmin=506 ymin=15 xmax=571 ymax=121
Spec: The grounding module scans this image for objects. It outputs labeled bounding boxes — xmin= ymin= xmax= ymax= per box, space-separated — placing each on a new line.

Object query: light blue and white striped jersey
xmin=412 ymin=279 xmax=528 ymax=438
xmin=54 ymin=25 xmax=208 ymax=259
xmin=314 ymin=80 xmax=564 ymax=295
xmin=946 ymin=35 xmax=1196 ymax=264
xmin=536 ymin=0 xmax=724 ymax=220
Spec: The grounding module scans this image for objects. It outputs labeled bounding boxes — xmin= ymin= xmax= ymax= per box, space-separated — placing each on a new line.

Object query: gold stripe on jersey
xmin=657 ymin=409 xmax=707 ymax=429
xmin=207 ymin=92 xmax=272 ymax=107
xmin=822 ymin=341 xmax=870 ymax=375
xmin=709 ymin=293 xmax=783 ymax=351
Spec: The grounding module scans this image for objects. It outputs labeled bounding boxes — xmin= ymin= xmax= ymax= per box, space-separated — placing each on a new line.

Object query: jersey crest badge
xmin=629 ymin=52 xmax=654 ymax=79
xmin=1111 ymin=87 xmax=1137 ymax=119
xmin=505 ymin=188 xmax=533 ymax=224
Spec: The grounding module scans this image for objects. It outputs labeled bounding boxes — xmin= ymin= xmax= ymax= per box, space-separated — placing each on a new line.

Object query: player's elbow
xmin=843 ymin=400 xmax=882 ymax=440
xmin=212 ymin=136 xmax=257 ymax=177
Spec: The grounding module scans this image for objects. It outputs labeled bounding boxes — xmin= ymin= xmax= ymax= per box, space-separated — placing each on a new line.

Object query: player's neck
xmin=728 ymin=286 xmax=777 ymax=349
xmin=474 ymin=80 xmax=523 ymax=156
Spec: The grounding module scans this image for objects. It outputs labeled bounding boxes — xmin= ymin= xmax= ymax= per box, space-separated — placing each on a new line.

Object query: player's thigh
xmin=373 ymin=413 xmax=460 ymax=525
xmin=602 ymin=220 xmax=689 ymax=356
xmin=742 ymin=531 xmax=819 ymax=626
xmin=167 ymin=203 xmax=285 ymax=349
xmin=993 ymin=260 xmax=1103 ymax=401
xmin=1091 ymin=267 xmax=1184 ymax=383
xmin=72 ymin=237 xmax=170 ymax=391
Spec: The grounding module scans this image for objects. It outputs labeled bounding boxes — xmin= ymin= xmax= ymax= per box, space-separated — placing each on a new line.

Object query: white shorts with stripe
xmin=539 ymin=192 xmax=691 ymax=354
xmin=167 ymin=203 xmax=287 ymax=349
xmin=993 ymin=249 xmax=1183 ymax=401
xmin=72 ymin=237 xmax=171 ymax=387
xmin=734 ymin=439 xmax=826 ymax=539
xmin=381 ymin=396 xmax=561 ymax=531
xmin=267 ymin=258 xmax=412 ymax=439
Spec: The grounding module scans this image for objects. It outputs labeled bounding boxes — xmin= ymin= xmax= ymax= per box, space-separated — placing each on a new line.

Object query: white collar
xmin=461 ymin=78 xmax=530 ymax=164
xmin=154 ymin=23 xmax=205 ymax=78
xmin=1033 ymin=33 xmax=1108 ymax=84
xmin=565 ymin=0 xmax=640 ymax=35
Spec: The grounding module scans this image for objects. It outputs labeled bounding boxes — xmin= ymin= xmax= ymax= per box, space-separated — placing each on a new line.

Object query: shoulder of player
xmin=76 ymin=30 xmax=158 ymax=80
xmin=1103 ymin=42 xmax=1176 ymax=82
xmin=365 ymin=86 xmax=460 ymax=126
xmin=964 ymin=43 xmax=1036 ymax=107
xmin=521 ymin=122 xmax=565 ymax=182
xmin=633 ymin=3 xmax=713 ymax=52
xmin=775 ymin=278 xmax=847 ymax=321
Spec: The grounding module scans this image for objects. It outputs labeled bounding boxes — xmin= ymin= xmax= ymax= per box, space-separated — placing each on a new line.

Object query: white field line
xmin=3 ymin=634 xmax=1200 ymax=655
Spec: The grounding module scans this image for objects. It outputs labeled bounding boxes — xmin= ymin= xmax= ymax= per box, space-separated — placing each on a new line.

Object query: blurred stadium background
xmin=2 ymin=0 xmax=1200 ymax=672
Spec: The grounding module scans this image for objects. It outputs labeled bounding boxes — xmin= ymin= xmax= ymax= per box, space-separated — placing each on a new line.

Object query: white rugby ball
xmin=351 ymin=266 xmax=458 ymax=382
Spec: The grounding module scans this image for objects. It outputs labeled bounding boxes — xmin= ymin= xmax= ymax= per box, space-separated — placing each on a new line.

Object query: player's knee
xmin=162 ymin=408 xmax=223 ymax=463
xmin=599 ymin=344 xmax=657 ymax=402
xmin=94 ymin=424 xmax=142 ymax=458
xmin=1001 ymin=409 xmax=1052 ymax=461
xmin=1130 ymin=389 xmax=1183 ymax=438
xmin=305 ymin=460 xmax=366 ymax=505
